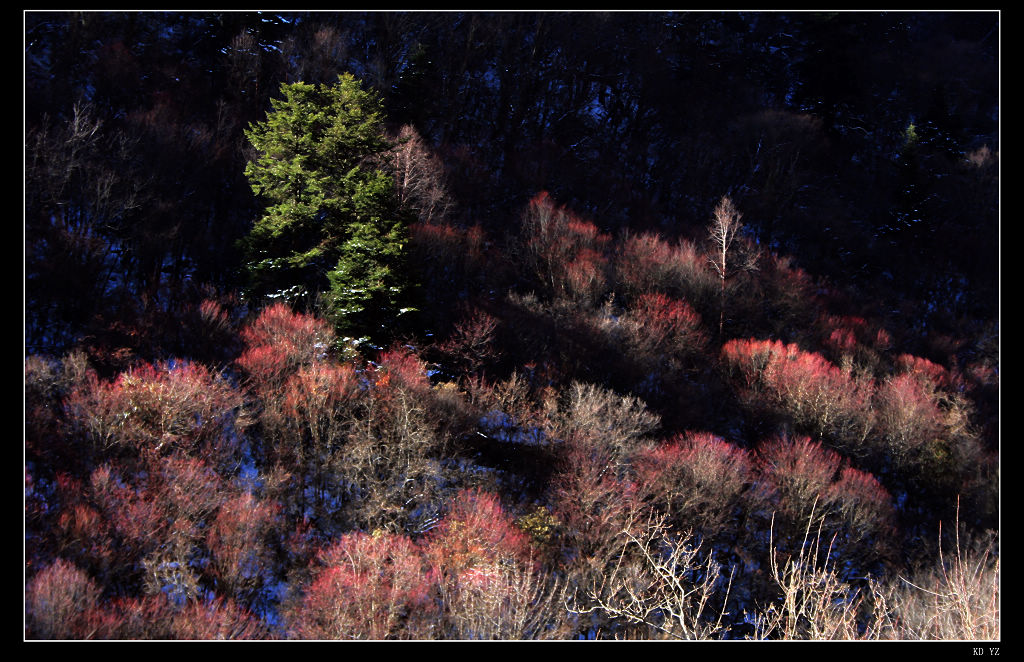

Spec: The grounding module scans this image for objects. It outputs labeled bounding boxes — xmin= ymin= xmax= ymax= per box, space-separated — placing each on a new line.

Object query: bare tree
xmin=706 ymin=196 xmax=757 ymax=337
xmin=390 ymin=125 xmax=454 ymax=225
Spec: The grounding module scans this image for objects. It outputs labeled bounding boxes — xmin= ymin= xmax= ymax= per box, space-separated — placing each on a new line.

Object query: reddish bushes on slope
xmin=64 ymin=360 xmax=247 ymax=464
xmin=633 ymin=432 xmax=757 ymax=541
xmin=721 ymin=338 xmax=875 ymax=454
xmin=522 ymin=191 xmax=611 ymax=305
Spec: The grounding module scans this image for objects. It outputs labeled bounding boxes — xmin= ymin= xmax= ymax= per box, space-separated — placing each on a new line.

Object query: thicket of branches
xmin=25 ymin=11 xmax=998 ymax=640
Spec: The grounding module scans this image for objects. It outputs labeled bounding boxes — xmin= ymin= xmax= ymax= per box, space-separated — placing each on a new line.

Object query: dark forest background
xmin=25 ymin=11 xmax=999 ymax=640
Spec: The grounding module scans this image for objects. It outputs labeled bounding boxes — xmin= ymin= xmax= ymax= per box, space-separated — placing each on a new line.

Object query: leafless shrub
xmin=552 ymin=381 xmax=659 ymax=466
xmin=569 ymin=512 xmax=734 ymax=640
xmin=890 ymin=504 xmax=999 ymax=640
xmin=752 ymin=500 xmax=999 ymax=640
xmin=751 ymin=505 xmax=893 ymax=639
xmin=441 ymin=560 xmax=572 ymax=639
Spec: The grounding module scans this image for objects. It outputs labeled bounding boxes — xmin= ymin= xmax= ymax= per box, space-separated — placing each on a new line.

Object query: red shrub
xmin=87 ymin=464 xmax=170 ymax=570
xmin=149 ymin=453 xmax=226 ymax=523
xmin=237 ymin=303 xmax=335 ymax=392
xmin=614 ymin=231 xmax=677 ymax=296
xmin=26 ymin=559 xmax=101 ymax=639
xmin=437 ymin=308 xmax=500 ymax=377
xmin=818 ymin=313 xmax=897 ymax=371
xmin=169 ymin=596 xmax=271 ymax=640
xmin=624 ymin=292 xmax=707 ymax=363
xmin=64 ymin=360 xmax=246 ymax=460
xmin=828 ymin=465 xmax=895 ymax=543
xmin=78 ymin=595 xmax=172 ymax=639
xmin=409 ymin=220 xmax=488 ymax=288
xmin=756 ymin=434 xmax=894 ymax=551
xmin=240 ymin=302 xmax=335 ymax=355
xmin=721 ymin=338 xmax=875 ymax=453
xmin=62 ymin=370 xmax=129 ymax=454
xmin=895 ymin=353 xmax=952 ymax=389
xmin=614 ymin=232 xmax=716 ymax=309
xmin=176 ymin=296 xmax=240 ymax=364
xmin=206 ymin=492 xmax=280 ymax=599
xmin=873 ymin=372 xmax=945 ymax=465
xmin=54 ymin=496 xmax=115 ymax=578
xmin=746 ymin=252 xmax=817 ymax=336
xmin=821 ymin=314 xmax=867 ymax=342
xmin=410 ymin=215 xmax=462 ymax=250
xmin=198 ymin=298 xmax=231 ymax=331
xmin=827 ymin=327 xmax=858 ymax=353
xmin=235 ymin=343 xmax=294 ymax=392
xmin=374 ymin=345 xmax=432 ymax=395
xmin=521 ymin=191 xmax=610 ymax=304
xmin=291 ymin=531 xmax=436 ymax=639
xmin=721 ymin=337 xmax=784 ymax=388
xmin=550 ymin=438 xmax=642 ymax=581
xmin=424 ymin=489 xmax=533 ymax=575
xmin=564 ymin=247 xmax=608 ymax=306
xmin=965 ymin=361 xmax=997 ymax=389
xmin=283 ymin=362 xmax=360 ymax=444
xmin=757 ymin=434 xmax=843 ymax=522
xmin=633 ymin=432 xmax=756 ymax=538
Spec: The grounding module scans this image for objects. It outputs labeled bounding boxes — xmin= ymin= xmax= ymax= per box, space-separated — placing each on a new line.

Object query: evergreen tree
xmin=241 ymin=72 xmax=414 ymax=344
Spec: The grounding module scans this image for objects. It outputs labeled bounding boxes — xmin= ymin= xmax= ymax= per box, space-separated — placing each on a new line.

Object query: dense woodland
xmin=25 ymin=11 xmax=999 ymax=640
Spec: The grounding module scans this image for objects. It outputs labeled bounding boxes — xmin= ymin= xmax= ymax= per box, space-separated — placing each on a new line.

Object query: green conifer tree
xmin=241 ymin=73 xmax=414 ymax=345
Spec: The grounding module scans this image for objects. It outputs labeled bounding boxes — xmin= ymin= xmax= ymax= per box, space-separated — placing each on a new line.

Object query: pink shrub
xmin=64 ymin=360 xmax=246 ymax=459
xmin=522 ymin=191 xmax=610 ymax=304
xmin=721 ymin=338 xmax=875 ymax=452
xmin=424 ymin=489 xmax=533 ymax=575
xmin=874 ymin=328 xmax=894 ymax=351
xmin=409 ymin=220 xmax=487 ymax=284
xmin=633 ymin=432 xmax=756 ymax=537
xmin=292 ymin=531 xmax=436 ymax=639
xmin=26 ymin=559 xmax=100 ymax=639
xmin=236 ymin=303 xmax=335 ymax=392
